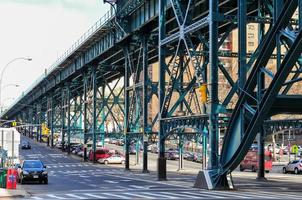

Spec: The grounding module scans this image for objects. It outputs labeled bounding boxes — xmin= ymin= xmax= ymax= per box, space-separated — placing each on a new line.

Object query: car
xmin=184 ymin=152 xmax=194 ymax=161
xmin=151 ymin=146 xmax=159 ymax=154
xmin=283 ymin=160 xmax=302 ymax=174
xmin=193 ymin=153 xmax=203 ymax=163
xmin=98 ymin=154 xmax=125 ymax=165
xmin=18 ymin=160 xmax=48 ymax=184
xmin=89 ymin=148 xmax=111 ymax=161
xmin=21 ymin=141 xmax=31 ymax=149
xmin=129 ymin=145 xmax=137 ymax=154
xmin=165 ymin=149 xmax=179 ymax=160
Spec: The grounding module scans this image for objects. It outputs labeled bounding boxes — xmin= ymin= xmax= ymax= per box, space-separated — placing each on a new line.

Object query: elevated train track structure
xmin=2 ymin=0 xmax=302 ymax=189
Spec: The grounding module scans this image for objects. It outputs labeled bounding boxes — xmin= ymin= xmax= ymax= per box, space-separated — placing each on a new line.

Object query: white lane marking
xmin=46 ymin=194 xmax=67 ymax=199
xmin=103 ymin=180 xmax=119 ymax=184
xmin=246 ymin=191 xmax=302 ymax=199
xmin=141 ymin=192 xmax=179 ymax=199
xmin=65 ymin=194 xmax=86 ymax=199
xmin=129 ymin=185 xmax=148 ymax=189
xmin=30 ymin=196 xmax=43 ymax=200
xmin=205 ymin=191 xmax=276 ymax=199
xmin=161 ymin=192 xmax=203 ymax=199
xmin=88 ymin=184 xmax=98 ymax=187
xmin=124 ymin=192 xmax=153 ymax=199
xmin=181 ymin=191 xmax=225 ymax=199
xmin=102 ymin=193 xmax=128 ymax=199
xmin=84 ymin=193 xmax=106 ymax=199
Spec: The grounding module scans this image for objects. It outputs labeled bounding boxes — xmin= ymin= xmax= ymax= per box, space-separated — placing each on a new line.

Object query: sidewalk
xmin=0 ymin=187 xmax=28 ymax=199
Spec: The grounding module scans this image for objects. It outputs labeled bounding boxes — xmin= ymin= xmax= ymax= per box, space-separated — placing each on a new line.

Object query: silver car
xmin=283 ymin=160 xmax=302 ymax=174
xmin=98 ymin=154 xmax=125 ymax=165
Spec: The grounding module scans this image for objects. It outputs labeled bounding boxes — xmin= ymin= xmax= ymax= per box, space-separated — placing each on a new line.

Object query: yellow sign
xmin=292 ymin=145 xmax=299 ymax=154
xmin=12 ymin=121 xmax=17 ymax=127
xmin=198 ymin=84 xmax=207 ymax=103
xmin=41 ymin=123 xmax=50 ymax=135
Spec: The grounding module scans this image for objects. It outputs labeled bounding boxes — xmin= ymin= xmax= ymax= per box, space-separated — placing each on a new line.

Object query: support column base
xmin=177 ymin=169 xmax=185 ymax=172
xmin=194 ymin=170 xmax=234 ymax=190
xmin=256 ymin=176 xmax=267 ymax=181
xmin=158 ymin=157 xmax=167 ymax=181
xmin=142 ymin=169 xmax=149 ymax=173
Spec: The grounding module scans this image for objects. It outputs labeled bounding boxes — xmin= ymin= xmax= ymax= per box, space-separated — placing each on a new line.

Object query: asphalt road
xmin=16 ymin=136 xmax=302 ymax=200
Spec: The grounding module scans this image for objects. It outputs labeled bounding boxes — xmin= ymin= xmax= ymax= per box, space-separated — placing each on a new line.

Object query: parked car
xmin=18 ymin=160 xmax=48 ymax=184
xmin=240 ymin=149 xmax=272 ymax=172
xmin=129 ymin=145 xmax=136 ymax=154
xmin=116 ymin=139 xmax=124 ymax=146
xmin=184 ymin=152 xmax=194 ymax=161
xmin=165 ymin=149 xmax=179 ymax=160
xmin=151 ymin=146 xmax=159 ymax=154
xmin=98 ymin=154 xmax=125 ymax=165
xmin=283 ymin=160 xmax=302 ymax=174
xmin=193 ymin=153 xmax=203 ymax=163
xmin=21 ymin=141 xmax=31 ymax=149
xmin=89 ymin=148 xmax=111 ymax=161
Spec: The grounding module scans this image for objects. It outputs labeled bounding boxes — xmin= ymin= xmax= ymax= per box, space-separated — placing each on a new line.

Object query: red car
xmin=239 ymin=149 xmax=272 ymax=172
xmin=89 ymin=148 xmax=111 ymax=161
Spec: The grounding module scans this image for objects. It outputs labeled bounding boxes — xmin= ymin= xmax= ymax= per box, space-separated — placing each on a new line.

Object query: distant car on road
xmin=283 ymin=160 xmax=302 ymax=174
xmin=21 ymin=141 xmax=31 ymax=149
xmin=165 ymin=149 xmax=179 ymax=160
xmin=18 ymin=160 xmax=48 ymax=184
xmin=98 ymin=154 xmax=125 ymax=165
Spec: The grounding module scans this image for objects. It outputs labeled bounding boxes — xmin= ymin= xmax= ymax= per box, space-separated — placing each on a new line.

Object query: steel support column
xmin=208 ymin=0 xmax=219 ymax=169
xmin=50 ymin=97 xmax=54 ymax=148
xmin=83 ymin=72 xmax=88 ymax=162
xmin=124 ymin=48 xmax=130 ymax=171
xmin=142 ymin=34 xmax=149 ymax=173
xmin=67 ymin=83 xmax=71 ymax=154
xmin=92 ymin=66 xmax=97 ymax=163
xmin=158 ymin=0 xmax=167 ymax=181
xmin=238 ymin=0 xmax=247 ymax=140
xmin=61 ymin=89 xmax=66 ymax=152
xmin=257 ymin=1 xmax=266 ymax=181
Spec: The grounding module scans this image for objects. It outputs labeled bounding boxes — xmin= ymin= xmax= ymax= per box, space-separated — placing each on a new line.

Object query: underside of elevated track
xmin=2 ymin=0 xmax=302 ymax=189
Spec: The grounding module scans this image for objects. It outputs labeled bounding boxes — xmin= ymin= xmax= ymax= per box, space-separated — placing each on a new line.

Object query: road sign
xmin=41 ymin=123 xmax=50 ymax=135
xmin=11 ymin=121 xmax=17 ymax=127
xmin=291 ymin=145 xmax=299 ymax=154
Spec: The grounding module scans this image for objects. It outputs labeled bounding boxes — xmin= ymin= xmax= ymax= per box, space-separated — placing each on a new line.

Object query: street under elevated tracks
xmin=15 ymin=135 xmax=302 ymax=200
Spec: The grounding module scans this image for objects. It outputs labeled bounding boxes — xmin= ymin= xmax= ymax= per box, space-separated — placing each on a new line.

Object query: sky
xmin=0 ymin=0 xmax=110 ymax=110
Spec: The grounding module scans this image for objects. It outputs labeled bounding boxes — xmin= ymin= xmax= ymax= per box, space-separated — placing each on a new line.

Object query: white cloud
xmin=0 ymin=1 xmax=110 ymax=109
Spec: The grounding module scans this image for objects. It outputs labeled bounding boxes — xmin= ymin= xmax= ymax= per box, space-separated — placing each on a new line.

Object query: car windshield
xmin=22 ymin=141 xmax=28 ymax=145
xmin=23 ymin=161 xmax=43 ymax=168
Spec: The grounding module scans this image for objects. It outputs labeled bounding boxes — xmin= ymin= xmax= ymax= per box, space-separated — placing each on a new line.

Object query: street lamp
xmin=0 ymin=57 xmax=32 ymax=115
xmin=0 ymin=97 xmax=15 ymax=113
xmin=2 ymin=84 xmax=19 ymax=90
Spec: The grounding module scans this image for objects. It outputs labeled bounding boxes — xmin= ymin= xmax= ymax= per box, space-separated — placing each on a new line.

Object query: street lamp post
xmin=0 ymin=57 xmax=32 ymax=115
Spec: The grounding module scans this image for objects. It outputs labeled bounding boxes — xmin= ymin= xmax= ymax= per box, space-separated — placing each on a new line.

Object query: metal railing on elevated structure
xmin=2 ymin=8 xmax=115 ymax=118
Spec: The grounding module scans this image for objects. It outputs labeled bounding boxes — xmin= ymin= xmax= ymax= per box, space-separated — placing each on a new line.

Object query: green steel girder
xmin=219 ymin=0 xmax=302 ymax=189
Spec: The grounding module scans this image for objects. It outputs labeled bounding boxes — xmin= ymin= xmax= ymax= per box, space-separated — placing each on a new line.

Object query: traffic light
xmin=198 ymin=84 xmax=207 ymax=103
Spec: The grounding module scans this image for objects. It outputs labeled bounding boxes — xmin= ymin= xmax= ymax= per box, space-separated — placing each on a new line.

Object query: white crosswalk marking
xmin=124 ymin=192 xmax=154 ymax=199
xmin=102 ymin=193 xmax=128 ymax=199
xmin=141 ymin=192 xmax=179 ymax=199
xmin=46 ymin=194 xmax=67 ymax=199
xmin=180 ymin=191 xmax=225 ymax=199
xmin=30 ymin=196 xmax=43 ymax=200
xmin=65 ymin=194 xmax=87 ymax=199
xmin=84 ymin=193 xmax=106 ymax=199
xmin=161 ymin=191 xmax=204 ymax=199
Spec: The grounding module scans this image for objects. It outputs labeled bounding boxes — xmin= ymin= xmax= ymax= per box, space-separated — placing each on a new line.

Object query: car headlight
xmin=23 ymin=171 xmax=29 ymax=175
xmin=42 ymin=171 xmax=48 ymax=175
